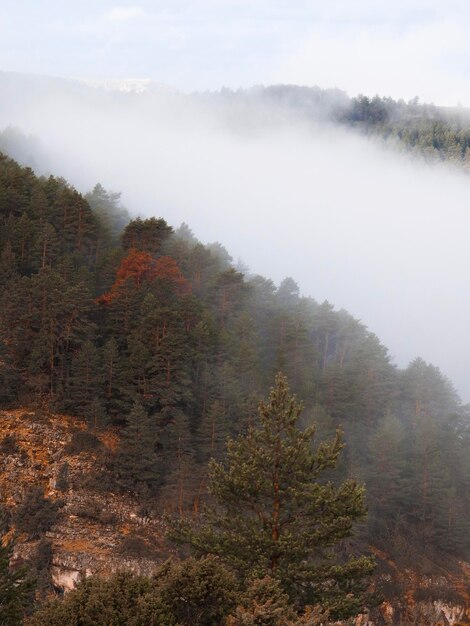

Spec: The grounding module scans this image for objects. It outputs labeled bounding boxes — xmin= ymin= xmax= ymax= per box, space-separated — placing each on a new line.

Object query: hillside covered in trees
xmin=1 ymin=147 xmax=470 ymax=623
xmin=203 ymin=85 xmax=470 ymax=168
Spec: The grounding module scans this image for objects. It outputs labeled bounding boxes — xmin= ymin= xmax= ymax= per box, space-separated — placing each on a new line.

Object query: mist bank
xmin=1 ymin=72 xmax=469 ymax=399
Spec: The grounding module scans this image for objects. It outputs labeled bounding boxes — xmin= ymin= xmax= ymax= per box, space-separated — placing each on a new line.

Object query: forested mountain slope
xmin=208 ymin=85 xmax=470 ymax=167
xmin=1 ymin=151 xmax=470 ymax=622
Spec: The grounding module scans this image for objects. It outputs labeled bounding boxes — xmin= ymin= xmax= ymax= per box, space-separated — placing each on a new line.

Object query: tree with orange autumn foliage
xmin=97 ymin=250 xmax=191 ymax=304
xmin=154 ymin=255 xmax=192 ymax=297
xmin=97 ymin=249 xmax=156 ymax=304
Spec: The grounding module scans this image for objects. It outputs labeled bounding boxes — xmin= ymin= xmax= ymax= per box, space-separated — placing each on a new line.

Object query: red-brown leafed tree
xmin=154 ymin=255 xmax=192 ymax=297
xmin=97 ymin=250 xmax=191 ymax=304
xmin=115 ymin=249 xmax=157 ymax=288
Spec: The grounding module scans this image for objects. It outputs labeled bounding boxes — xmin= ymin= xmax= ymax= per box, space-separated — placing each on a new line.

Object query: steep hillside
xmin=2 ymin=151 xmax=470 ymax=623
xmin=2 ymin=409 xmax=470 ymax=624
xmin=0 ymin=409 xmax=171 ymax=591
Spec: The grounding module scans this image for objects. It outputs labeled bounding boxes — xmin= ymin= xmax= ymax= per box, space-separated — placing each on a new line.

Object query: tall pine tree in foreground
xmin=171 ymin=374 xmax=376 ymax=619
xmin=0 ymin=514 xmax=34 ymax=625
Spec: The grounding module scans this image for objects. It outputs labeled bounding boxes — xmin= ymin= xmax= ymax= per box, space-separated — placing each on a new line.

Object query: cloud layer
xmin=2 ymin=80 xmax=469 ymax=398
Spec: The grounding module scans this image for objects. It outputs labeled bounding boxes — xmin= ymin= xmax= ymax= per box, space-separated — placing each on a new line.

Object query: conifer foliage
xmin=0 ymin=544 xmax=30 ymax=625
xmin=0 ymin=514 xmax=33 ymax=625
xmin=172 ymin=374 xmax=376 ymax=619
xmin=3 ymin=149 xmax=470 ymax=614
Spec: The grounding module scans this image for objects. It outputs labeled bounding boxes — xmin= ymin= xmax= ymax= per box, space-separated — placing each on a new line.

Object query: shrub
xmin=13 ymin=487 xmax=61 ymax=539
xmin=30 ymin=557 xmax=238 ymax=626
xmin=30 ymin=572 xmax=162 ymax=626
xmin=69 ymin=499 xmax=117 ymax=526
xmin=152 ymin=556 xmax=239 ymax=625
xmin=231 ymin=576 xmax=296 ymax=625
xmin=29 ymin=408 xmax=50 ymax=423
xmin=64 ymin=430 xmax=102 ymax=455
xmin=29 ymin=538 xmax=53 ymax=598
xmin=0 ymin=434 xmax=19 ymax=455
xmin=55 ymin=462 xmax=69 ymax=492
xmin=118 ymin=536 xmax=153 ymax=558
xmin=414 ymin=584 xmax=464 ymax=605
xmin=69 ymin=498 xmax=102 ymax=522
xmin=98 ymin=510 xmax=118 ymax=525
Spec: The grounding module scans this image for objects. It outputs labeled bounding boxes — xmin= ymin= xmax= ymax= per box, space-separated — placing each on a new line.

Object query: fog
xmin=1 ymin=74 xmax=470 ymax=400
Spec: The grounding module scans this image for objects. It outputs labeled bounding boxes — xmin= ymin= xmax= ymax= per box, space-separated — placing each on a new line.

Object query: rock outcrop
xmin=1 ymin=409 xmax=470 ymax=624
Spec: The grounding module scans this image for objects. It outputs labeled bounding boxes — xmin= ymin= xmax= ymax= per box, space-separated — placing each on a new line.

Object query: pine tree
xmin=13 ymin=487 xmax=61 ymax=540
xmin=366 ymin=413 xmax=412 ymax=543
xmin=121 ymin=217 xmax=173 ymax=254
xmin=231 ymin=576 xmax=297 ymax=626
xmin=160 ymin=410 xmax=198 ymax=516
xmin=171 ymin=374 xmax=376 ymax=618
xmin=0 ymin=514 xmax=34 ymax=624
xmin=102 ymin=337 xmax=131 ymax=418
xmin=66 ymin=340 xmax=103 ymax=421
xmin=85 ymin=183 xmax=129 ymax=242
xmin=114 ymin=401 xmax=160 ymax=495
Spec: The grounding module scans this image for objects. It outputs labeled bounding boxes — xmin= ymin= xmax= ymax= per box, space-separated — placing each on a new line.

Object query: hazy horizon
xmin=3 ymin=1 xmax=470 ymax=106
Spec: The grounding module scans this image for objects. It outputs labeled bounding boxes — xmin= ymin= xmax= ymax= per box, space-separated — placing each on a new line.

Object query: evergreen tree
xmin=114 ymin=401 xmax=160 ymax=495
xmin=232 ymin=576 xmax=296 ymax=626
xmin=160 ymin=410 xmax=198 ymax=515
xmin=85 ymin=183 xmax=129 ymax=242
xmin=13 ymin=487 xmax=61 ymax=540
xmin=121 ymin=217 xmax=173 ymax=254
xmin=171 ymin=374 xmax=376 ymax=618
xmin=366 ymin=413 xmax=412 ymax=543
xmin=30 ymin=558 xmax=237 ymax=626
xmin=102 ymin=337 xmax=131 ymax=418
xmin=66 ymin=340 xmax=103 ymax=421
xmin=0 ymin=514 xmax=34 ymax=625
xmin=28 ymin=538 xmax=53 ymax=600
xmin=0 ymin=543 xmax=32 ymax=625
xmin=231 ymin=576 xmax=330 ymax=626
xmin=0 ymin=339 xmax=20 ymax=403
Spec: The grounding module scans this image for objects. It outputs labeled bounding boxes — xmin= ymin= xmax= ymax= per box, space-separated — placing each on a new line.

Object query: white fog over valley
xmin=1 ymin=73 xmax=470 ymax=400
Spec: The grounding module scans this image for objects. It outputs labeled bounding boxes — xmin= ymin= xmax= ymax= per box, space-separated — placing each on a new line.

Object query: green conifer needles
xmin=171 ymin=374 xmax=376 ymax=618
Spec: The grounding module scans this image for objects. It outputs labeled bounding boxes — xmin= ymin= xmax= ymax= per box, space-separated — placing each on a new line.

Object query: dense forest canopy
xmin=1 ymin=126 xmax=470 ymax=621
xmin=1 ymin=147 xmax=469 ymax=559
xmin=3 ymin=76 xmax=470 ymax=406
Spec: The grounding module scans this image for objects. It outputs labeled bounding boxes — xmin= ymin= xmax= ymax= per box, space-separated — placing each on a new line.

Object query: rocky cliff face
xmin=1 ymin=409 xmax=469 ymax=625
xmin=0 ymin=409 xmax=172 ymax=592
xmin=353 ymin=600 xmax=468 ymax=625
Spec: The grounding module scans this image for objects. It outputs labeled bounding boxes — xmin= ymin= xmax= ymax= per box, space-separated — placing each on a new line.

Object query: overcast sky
xmin=2 ymin=0 xmax=470 ymax=104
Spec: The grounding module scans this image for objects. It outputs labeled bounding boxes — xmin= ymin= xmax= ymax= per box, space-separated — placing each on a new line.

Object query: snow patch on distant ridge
xmin=76 ymin=78 xmax=176 ymax=94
